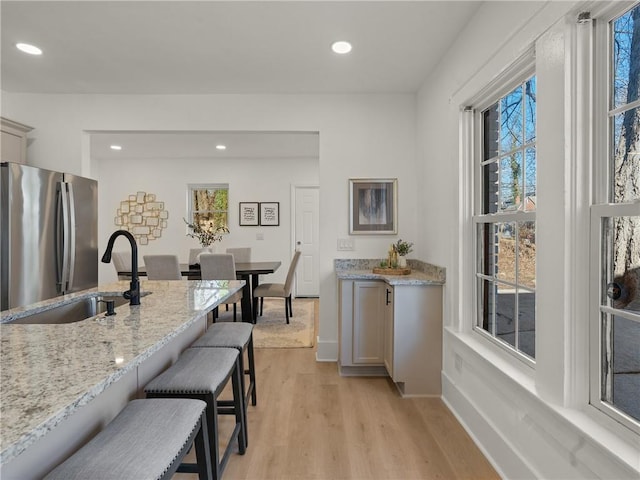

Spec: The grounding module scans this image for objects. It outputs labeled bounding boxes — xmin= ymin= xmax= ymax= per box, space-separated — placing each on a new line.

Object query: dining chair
xmin=199 ymin=253 xmax=243 ymax=321
xmin=143 ymin=255 xmax=182 ymax=280
xmin=225 ymin=247 xmax=251 ymax=263
xmin=252 ymin=250 xmax=301 ymax=324
xmin=112 ymin=251 xmax=132 ymax=280
xmin=188 ymin=248 xmax=210 ymax=266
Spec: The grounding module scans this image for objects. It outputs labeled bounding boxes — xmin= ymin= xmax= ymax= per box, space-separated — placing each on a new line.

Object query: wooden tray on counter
xmin=372 ymin=267 xmax=411 ymax=275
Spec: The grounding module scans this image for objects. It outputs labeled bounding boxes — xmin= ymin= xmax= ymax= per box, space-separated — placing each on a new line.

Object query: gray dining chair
xmin=143 ymin=255 xmax=182 ymax=280
xmin=112 ymin=251 xmax=132 ymax=280
xmin=199 ymin=253 xmax=243 ymax=321
xmin=253 ymin=250 xmax=301 ymax=324
xmin=226 ymin=247 xmax=251 ymax=263
xmin=188 ymin=247 xmax=210 ymax=266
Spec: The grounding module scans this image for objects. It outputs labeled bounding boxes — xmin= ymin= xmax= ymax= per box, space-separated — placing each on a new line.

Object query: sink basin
xmin=9 ymin=294 xmax=137 ymax=325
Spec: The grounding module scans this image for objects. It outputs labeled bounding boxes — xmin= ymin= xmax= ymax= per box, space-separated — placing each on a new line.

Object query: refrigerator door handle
xmin=58 ymin=182 xmax=72 ymax=293
xmin=55 ymin=184 xmax=64 ymax=291
xmin=66 ymin=182 xmax=76 ymax=291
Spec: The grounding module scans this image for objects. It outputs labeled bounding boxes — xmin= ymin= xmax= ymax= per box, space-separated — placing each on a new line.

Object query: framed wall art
xmin=239 ymin=202 xmax=259 ymax=226
xmin=259 ymin=202 xmax=280 ymax=226
xmin=349 ymin=178 xmax=397 ymax=234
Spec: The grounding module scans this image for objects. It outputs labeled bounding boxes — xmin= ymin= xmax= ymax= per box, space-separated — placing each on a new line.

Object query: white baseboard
xmin=315 ymin=336 xmax=338 ymax=362
xmin=442 ymin=371 xmax=532 ymax=480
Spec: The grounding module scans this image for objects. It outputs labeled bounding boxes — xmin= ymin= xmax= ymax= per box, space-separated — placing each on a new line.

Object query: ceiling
xmin=1 ymin=1 xmax=482 ymax=160
xmin=2 ymin=1 xmax=481 ymax=95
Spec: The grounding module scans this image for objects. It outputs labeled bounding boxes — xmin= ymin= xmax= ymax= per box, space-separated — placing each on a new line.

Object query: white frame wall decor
xmin=259 ymin=202 xmax=280 ymax=226
xmin=349 ymin=178 xmax=398 ymax=234
xmin=114 ymin=191 xmax=168 ymax=244
xmin=239 ymin=202 xmax=259 ymax=226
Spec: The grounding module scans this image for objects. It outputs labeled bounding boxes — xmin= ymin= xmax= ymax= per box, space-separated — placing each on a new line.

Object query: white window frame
xmin=467 ymin=50 xmax=538 ymax=367
xmin=187 ymin=183 xmax=230 ymax=230
xmin=589 ymin=1 xmax=640 ymax=435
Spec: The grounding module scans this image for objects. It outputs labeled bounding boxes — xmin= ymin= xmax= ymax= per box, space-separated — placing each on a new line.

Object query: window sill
xmin=445 ymin=326 xmax=536 ymax=393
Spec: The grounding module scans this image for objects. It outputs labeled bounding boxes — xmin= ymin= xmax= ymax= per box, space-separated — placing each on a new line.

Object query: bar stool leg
xmin=194 ymin=411 xmax=214 ymax=480
xmin=247 ymin=335 xmax=257 ymax=406
xmin=232 ymin=357 xmax=247 ymax=454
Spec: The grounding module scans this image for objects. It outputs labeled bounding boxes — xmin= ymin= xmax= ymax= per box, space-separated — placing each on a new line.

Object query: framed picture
xmin=260 ymin=202 xmax=280 ymax=226
xmin=349 ymin=178 xmax=397 ymax=234
xmin=239 ymin=202 xmax=259 ymax=226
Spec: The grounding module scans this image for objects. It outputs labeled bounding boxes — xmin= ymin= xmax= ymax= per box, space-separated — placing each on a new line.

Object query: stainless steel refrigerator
xmin=1 ymin=162 xmax=98 ymax=311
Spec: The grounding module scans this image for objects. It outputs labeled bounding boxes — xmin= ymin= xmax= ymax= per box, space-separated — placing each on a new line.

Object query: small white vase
xmin=398 ymin=256 xmax=407 ymax=268
xmin=196 ymin=246 xmax=213 ymax=264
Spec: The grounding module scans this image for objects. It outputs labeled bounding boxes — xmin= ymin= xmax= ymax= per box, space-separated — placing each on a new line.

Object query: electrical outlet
xmin=455 ymin=354 xmax=463 ymax=373
xmin=337 ymin=238 xmax=354 ymax=251
xmin=256 ymin=233 xmax=264 ymax=240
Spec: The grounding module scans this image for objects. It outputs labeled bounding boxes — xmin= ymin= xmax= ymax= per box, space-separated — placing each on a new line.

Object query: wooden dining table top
xmin=118 ymin=261 xmax=282 ymax=277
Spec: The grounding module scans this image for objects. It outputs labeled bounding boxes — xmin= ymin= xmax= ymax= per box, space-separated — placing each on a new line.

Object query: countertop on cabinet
xmin=335 ymin=258 xmax=445 ymax=286
xmin=0 ymin=279 xmax=244 ymax=465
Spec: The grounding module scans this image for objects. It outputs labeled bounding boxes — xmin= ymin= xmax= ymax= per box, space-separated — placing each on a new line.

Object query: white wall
xmin=417 ymin=1 xmax=639 ymax=479
xmin=0 ymin=92 xmax=418 ymax=361
xmin=94 ymin=154 xmax=318 ymax=285
xmin=5 ymin=2 xmax=637 ymax=477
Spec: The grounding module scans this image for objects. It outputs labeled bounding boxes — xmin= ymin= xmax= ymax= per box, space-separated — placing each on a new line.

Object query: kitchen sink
xmin=8 ymin=293 xmax=147 ymax=325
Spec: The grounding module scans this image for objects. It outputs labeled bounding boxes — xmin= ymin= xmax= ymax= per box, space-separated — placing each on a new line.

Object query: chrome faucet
xmin=101 ymin=230 xmax=140 ymax=305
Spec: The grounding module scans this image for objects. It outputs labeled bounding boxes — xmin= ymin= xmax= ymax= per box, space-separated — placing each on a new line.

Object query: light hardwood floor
xmin=175 ymin=302 xmax=499 ymax=480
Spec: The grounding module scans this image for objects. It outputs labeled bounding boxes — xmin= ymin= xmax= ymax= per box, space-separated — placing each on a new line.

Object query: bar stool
xmin=190 ymin=323 xmax=256 ymax=447
xmin=43 ymin=398 xmax=212 ymax=480
xmin=144 ymin=347 xmax=246 ymax=480
xmin=191 ymin=322 xmax=256 ymax=408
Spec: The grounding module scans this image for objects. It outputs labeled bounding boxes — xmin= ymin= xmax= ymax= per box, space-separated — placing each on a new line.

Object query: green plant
xmin=395 ymin=239 xmax=413 ymax=256
xmin=184 ymin=218 xmax=229 ymax=247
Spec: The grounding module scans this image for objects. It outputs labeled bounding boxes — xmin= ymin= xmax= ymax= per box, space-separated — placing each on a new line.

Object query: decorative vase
xmin=196 ymin=246 xmax=213 ymax=264
xmin=398 ymin=256 xmax=407 ymax=268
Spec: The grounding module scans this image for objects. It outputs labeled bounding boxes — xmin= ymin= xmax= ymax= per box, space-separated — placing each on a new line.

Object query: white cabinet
xmin=352 ymin=280 xmax=386 ymax=364
xmin=1 ymin=117 xmax=33 ymax=164
xmin=383 ymin=285 xmax=394 ymax=376
xmin=339 ymin=278 xmax=443 ymax=396
xmin=383 ymin=284 xmax=443 ymax=396
xmin=339 ymin=280 xmax=386 ymax=373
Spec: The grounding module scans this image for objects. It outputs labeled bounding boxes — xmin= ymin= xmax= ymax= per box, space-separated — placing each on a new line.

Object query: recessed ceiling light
xmin=331 ymin=41 xmax=352 ymax=54
xmin=216 ymin=145 xmax=227 ymax=150
xmin=16 ymin=43 xmax=42 ymax=55
xmin=110 ymin=145 xmax=122 ymax=151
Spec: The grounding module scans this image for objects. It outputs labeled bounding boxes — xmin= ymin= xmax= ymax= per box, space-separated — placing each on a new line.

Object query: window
xmin=474 ymin=73 xmax=537 ymax=362
xmin=187 ymin=183 xmax=229 ymax=231
xmin=590 ymin=3 xmax=640 ymax=431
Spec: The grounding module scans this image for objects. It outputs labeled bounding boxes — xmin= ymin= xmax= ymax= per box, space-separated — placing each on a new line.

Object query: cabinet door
xmin=1 ymin=118 xmax=32 ymax=164
xmin=352 ymin=281 xmax=385 ymax=364
xmin=1 ymin=131 xmax=23 ymax=163
xmin=383 ymin=286 xmax=394 ymax=377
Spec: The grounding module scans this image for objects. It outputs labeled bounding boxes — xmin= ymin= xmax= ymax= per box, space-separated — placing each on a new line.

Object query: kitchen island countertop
xmin=0 ymin=279 xmax=243 ymax=465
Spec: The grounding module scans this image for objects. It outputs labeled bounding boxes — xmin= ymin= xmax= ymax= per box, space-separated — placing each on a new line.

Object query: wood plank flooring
xmin=174 ymin=302 xmax=499 ymax=480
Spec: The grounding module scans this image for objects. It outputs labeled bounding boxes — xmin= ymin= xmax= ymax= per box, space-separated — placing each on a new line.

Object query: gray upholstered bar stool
xmin=144 ymin=347 xmax=246 ymax=480
xmin=190 ymin=322 xmax=256 ymax=447
xmin=43 ymin=398 xmax=212 ymax=480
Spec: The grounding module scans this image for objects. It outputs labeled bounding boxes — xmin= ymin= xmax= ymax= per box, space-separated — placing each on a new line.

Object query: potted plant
xmin=395 ymin=239 xmax=413 ymax=267
xmin=183 ymin=217 xmax=229 ymax=248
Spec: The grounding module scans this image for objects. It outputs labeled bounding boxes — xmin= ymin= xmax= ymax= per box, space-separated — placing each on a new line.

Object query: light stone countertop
xmin=335 ymin=258 xmax=446 ymax=286
xmin=0 ymin=279 xmax=244 ymax=464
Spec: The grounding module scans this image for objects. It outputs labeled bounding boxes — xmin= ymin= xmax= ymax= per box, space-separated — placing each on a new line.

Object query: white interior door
xmin=293 ymin=185 xmax=319 ymax=296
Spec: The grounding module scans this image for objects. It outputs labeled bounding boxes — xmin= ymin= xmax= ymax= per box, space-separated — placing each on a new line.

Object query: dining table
xmin=118 ymin=261 xmax=281 ymax=323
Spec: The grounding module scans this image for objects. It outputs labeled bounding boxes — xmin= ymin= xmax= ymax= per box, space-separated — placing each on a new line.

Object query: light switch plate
xmin=337 ymin=238 xmax=354 ymax=251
